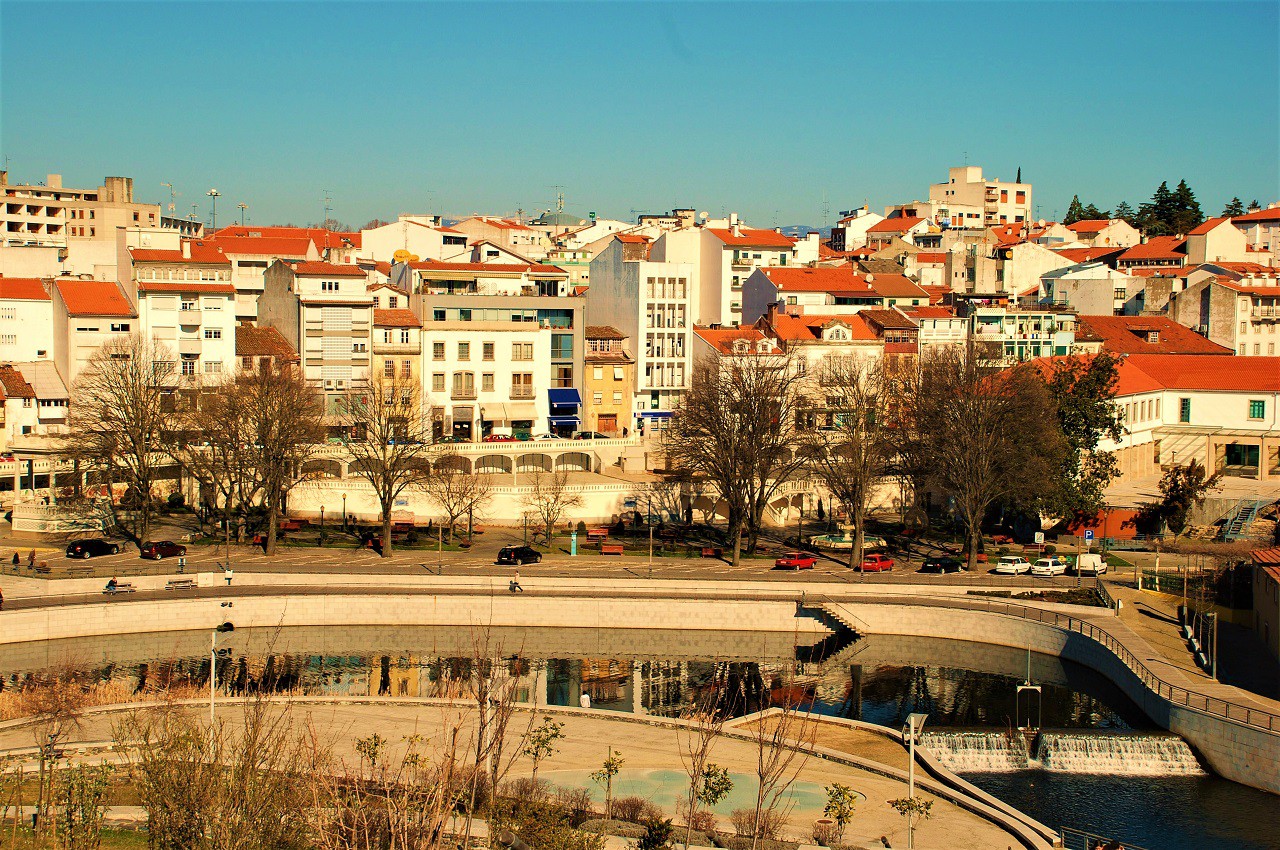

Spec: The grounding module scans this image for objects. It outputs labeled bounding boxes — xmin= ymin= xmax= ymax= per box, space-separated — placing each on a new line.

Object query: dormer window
xmin=1146 ymin=331 xmax=1160 ymax=344
xmin=732 ymin=340 xmax=750 ymax=354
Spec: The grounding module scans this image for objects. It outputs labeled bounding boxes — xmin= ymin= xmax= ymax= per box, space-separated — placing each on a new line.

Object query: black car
xmin=920 ymin=556 xmax=964 ymax=574
xmin=496 ymin=546 xmax=542 ymax=565
xmin=65 ymin=538 xmax=121 ymax=559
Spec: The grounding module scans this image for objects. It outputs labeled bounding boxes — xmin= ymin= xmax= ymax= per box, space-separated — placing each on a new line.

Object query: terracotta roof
xmin=760 ymin=266 xmax=929 ymax=299
xmin=0 ymin=278 xmax=50 ymax=301
xmin=615 ymin=234 xmax=651 ymax=244
xmin=586 ymin=325 xmax=626 ymax=340
xmin=54 ymin=279 xmax=135 ymax=317
xmin=1054 ymin=247 xmax=1124 ymax=264
xmin=235 ymin=325 xmax=298 ymax=361
xmin=921 ymin=285 xmax=952 ymax=304
xmin=1113 ymin=354 xmax=1280 ymax=394
xmin=1187 ymin=217 xmax=1231 ymax=236
xmin=1066 ymin=220 xmax=1114 ymax=234
xmin=1213 ymin=262 xmax=1277 ymax=275
xmin=1216 ymin=281 xmax=1280 ymax=297
xmin=409 ymin=261 xmax=566 ymax=275
xmin=0 ymin=365 xmax=35 ymax=399
xmin=912 ymin=252 xmax=947 ymax=264
xmin=768 ymin=313 xmax=877 ymax=342
xmin=130 ymin=244 xmax=229 ymax=264
xmin=1252 ymin=547 xmax=1280 ymax=567
xmin=904 ymin=306 xmax=958 ymax=319
xmin=1232 ymin=207 xmax=1280 ymax=224
xmin=1073 ymin=315 xmax=1232 ymax=356
xmin=706 ymin=227 xmax=795 ymax=248
xmin=693 ymin=326 xmax=773 ymax=354
xmin=859 ymin=309 xmax=918 ymax=331
xmin=204 ymin=236 xmax=315 ymax=257
xmin=1118 ymin=237 xmax=1187 ymax=262
xmin=866 ymin=216 xmax=924 ymax=234
xmin=291 ymin=261 xmax=366 ymax=277
xmin=212 ymin=226 xmax=359 ymax=249
xmin=373 ymin=308 xmax=421 ymax=328
xmin=138 ymin=281 xmax=236 ymax=295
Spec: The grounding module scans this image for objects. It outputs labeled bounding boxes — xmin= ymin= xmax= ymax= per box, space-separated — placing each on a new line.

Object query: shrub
xmin=1043 ymin=544 xmax=1057 ymax=555
xmin=997 ymin=546 xmax=1010 ymax=556
xmin=729 ymin=808 xmax=784 ymax=840
xmin=577 ymin=520 xmax=588 ymax=536
xmin=503 ymin=776 xmax=550 ymax=804
xmin=552 ymin=785 xmax=595 ymax=826
xmin=166 ymin=492 xmax=185 ymax=510
xmin=612 ymin=796 xmax=662 ymax=824
xmin=405 ymin=529 xmax=419 ymax=545
xmin=637 ymin=818 xmax=674 ymax=850
xmin=676 ymin=800 xmax=718 ymax=833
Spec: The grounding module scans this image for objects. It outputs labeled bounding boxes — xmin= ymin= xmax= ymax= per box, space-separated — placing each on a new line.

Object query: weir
xmin=922 ymin=730 xmax=1206 ymax=776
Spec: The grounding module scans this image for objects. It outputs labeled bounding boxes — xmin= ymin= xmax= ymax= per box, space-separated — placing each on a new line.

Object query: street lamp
xmin=206 ymin=189 xmax=221 ymax=229
xmin=342 ymin=493 xmax=348 ymax=531
xmin=902 ymin=712 xmax=928 ymax=850
xmin=210 ymin=622 xmax=235 ymax=725
xmin=237 ymin=202 xmax=248 ymax=225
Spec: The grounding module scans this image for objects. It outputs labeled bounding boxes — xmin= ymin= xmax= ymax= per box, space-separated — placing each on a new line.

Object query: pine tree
xmin=1171 ymin=179 xmax=1204 ymax=234
xmin=1082 ymin=203 xmax=1110 ymax=220
xmin=1222 ymin=197 xmax=1245 ymax=217
xmin=1138 ymin=182 xmax=1175 ymax=236
xmin=1063 ymin=195 xmax=1087 ymax=225
xmin=1249 ymin=199 xmax=1262 ymax=212
xmin=1114 ymin=201 xmax=1138 ymax=227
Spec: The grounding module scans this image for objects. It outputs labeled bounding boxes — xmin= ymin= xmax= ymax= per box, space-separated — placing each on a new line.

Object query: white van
xmin=1075 ymin=553 xmax=1107 ymax=575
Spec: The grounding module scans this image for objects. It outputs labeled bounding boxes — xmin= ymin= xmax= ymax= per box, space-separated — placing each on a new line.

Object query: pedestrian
xmin=252 ymin=533 xmax=261 ymax=548
xmin=509 ymin=570 xmax=524 ymax=593
xmin=225 ymin=568 xmax=234 ymax=586
xmin=27 ymin=550 xmax=35 ymax=568
xmin=10 ymin=552 xmax=18 ymax=566
xmin=0 ymin=586 xmax=5 ymax=610
xmin=579 ymin=691 xmax=591 ymax=709
xmin=105 ymin=577 xmax=117 ymax=593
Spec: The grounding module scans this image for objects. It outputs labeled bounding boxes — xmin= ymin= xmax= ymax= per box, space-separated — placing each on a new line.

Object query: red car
xmin=140 ymin=540 xmax=187 ymax=560
xmin=482 ymin=434 xmax=519 ymax=443
xmin=774 ymin=552 xmax=817 ymax=570
xmin=858 ymin=553 xmax=894 ymax=572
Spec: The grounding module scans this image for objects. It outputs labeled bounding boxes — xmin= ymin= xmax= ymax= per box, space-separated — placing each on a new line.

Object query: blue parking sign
xmin=1084 ymin=530 xmax=1094 ymax=541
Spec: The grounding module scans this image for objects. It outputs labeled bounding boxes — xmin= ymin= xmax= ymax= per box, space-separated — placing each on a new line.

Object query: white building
xmin=0 ymin=278 xmax=53 ymax=362
xmin=1064 ymin=219 xmax=1141 ymax=249
xmin=1041 ymin=262 xmax=1144 ymax=315
xmin=902 ymin=305 xmax=967 ymax=351
xmin=829 ymin=207 xmax=886 ymax=252
xmin=586 ymin=235 xmax=695 ymax=428
xmin=741 ymin=266 xmax=930 ymax=322
xmin=51 ymin=278 xmax=137 ymax=383
xmin=135 ymin=277 xmax=237 ymax=384
xmin=929 ymin=165 xmax=1032 ymax=227
xmin=205 ymin=235 xmax=319 ymax=322
xmin=1232 ymin=205 xmax=1280 ymax=261
xmin=0 ymin=362 xmax=68 ymax=446
xmin=360 ymin=215 xmax=470 ymax=263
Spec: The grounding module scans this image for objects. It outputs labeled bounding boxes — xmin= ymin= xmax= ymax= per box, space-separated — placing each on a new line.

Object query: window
xmin=433 ymin=309 xmax=446 ymax=322
xmin=384 ymin=360 xmax=395 ymax=377
xmin=1249 ymin=400 xmax=1266 ymax=420
xmin=593 ymin=366 xmax=604 ymax=380
xmin=458 ymin=342 xmax=470 ymax=360
xmin=321 ymin=281 xmax=340 ymax=292
xmin=203 ymin=328 xmax=221 ymax=339
xmin=483 ymin=342 xmax=494 ymax=361
xmin=1179 ymin=398 xmax=1191 ymax=423
xmin=372 ymin=296 xmax=380 ymax=308
xmin=613 ymin=392 xmax=622 ymax=403
xmin=512 ymin=342 xmax=533 ymax=361
xmin=553 ymin=365 xmax=573 ymax=388
xmin=593 ymin=391 xmax=603 ymax=404
xmin=432 ymin=342 xmax=445 ymax=360
xmin=110 ymin=323 xmax=130 ymax=332
xmin=399 ymin=329 xmax=410 ymax=344
xmin=388 ymin=296 xmax=398 ymax=308
xmin=1255 ymin=343 xmax=1262 ymax=355
xmin=551 ymin=334 xmax=573 ymax=359
xmin=401 ymin=359 xmax=412 ymax=377
xmin=204 ymin=299 xmax=221 ymax=310
xmin=1241 ymin=321 xmax=1248 ymax=333
xmin=242 ymin=356 xmax=254 ymax=370
xmin=203 ymin=361 xmax=223 ymax=374
xmin=482 ymin=373 xmax=494 ymax=392
xmin=458 ymin=309 xmax=472 ymax=322
xmin=432 ymin=373 xmax=445 ymax=392
xmin=352 ymin=342 xmax=367 ymax=353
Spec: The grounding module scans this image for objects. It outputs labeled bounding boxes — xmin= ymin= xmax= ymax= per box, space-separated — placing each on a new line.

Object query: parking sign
xmin=1084 ymin=530 xmax=1095 ymax=541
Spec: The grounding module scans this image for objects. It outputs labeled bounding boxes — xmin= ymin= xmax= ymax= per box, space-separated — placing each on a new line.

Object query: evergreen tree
xmin=1114 ymin=201 xmax=1138 ymax=227
xmin=1249 ymin=199 xmax=1262 ymax=212
xmin=1171 ymin=179 xmax=1204 ymax=233
xmin=1137 ymin=181 xmax=1174 ymax=236
xmin=1063 ymin=195 xmax=1087 ymax=225
xmin=1222 ymin=197 xmax=1245 ymax=217
xmin=1082 ymin=203 xmax=1110 ymax=220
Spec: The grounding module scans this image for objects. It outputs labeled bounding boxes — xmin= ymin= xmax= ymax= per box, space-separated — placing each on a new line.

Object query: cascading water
xmin=1034 ymin=733 xmax=1205 ymax=776
xmin=920 ymin=731 xmax=1029 ymax=772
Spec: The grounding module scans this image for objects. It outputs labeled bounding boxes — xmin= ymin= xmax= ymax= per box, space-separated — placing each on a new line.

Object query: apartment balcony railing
xmin=731 ymin=258 xmax=753 ymax=270
xmin=373 ymin=342 xmax=420 ymax=353
xmin=451 ymin=388 xmax=478 ymax=400
xmin=1252 ymin=306 xmax=1279 ymax=318
xmin=178 ymin=308 xmax=202 ymax=321
xmin=177 ymin=338 xmax=202 ymax=355
xmin=510 ymin=385 xmax=535 ymax=399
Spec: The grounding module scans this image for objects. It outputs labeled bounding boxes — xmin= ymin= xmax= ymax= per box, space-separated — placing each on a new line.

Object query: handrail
xmin=820 ymin=592 xmax=1280 ymax=735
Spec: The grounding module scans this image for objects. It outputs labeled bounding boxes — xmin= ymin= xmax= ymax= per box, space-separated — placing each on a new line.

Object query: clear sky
xmin=2 ymin=1 xmax=1277 ymax=229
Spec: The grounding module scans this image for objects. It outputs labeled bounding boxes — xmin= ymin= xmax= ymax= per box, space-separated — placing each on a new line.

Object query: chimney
xmin=0 ymin=170 xmax=7 ymax=186
xmin=181 ymin=240 xmax=191 ymax=259
xmin=729 ymin=212 xmax=740 ymax=236
xmin=47 ymin=174 xmax=62 ymax=189
xmin=766 ymin=301 xmax=780 ymax=325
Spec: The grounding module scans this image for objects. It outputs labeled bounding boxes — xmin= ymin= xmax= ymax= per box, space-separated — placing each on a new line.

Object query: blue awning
xmin=548 ymin=388 xmax=582 ymax=406
xmin=548 ymin=416 xmax=580 ymax=425
xmin=638 ymin=411 xmax=673 ymax=419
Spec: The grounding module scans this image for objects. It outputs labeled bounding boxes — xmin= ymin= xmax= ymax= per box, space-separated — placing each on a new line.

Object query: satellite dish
xmin=392 ymin=249 xmax=416 ymax=262
xmin=699 ymin=212 xmax=708 ymax=220
xmin=1038 ymin=219 xmax=1047 ymax=227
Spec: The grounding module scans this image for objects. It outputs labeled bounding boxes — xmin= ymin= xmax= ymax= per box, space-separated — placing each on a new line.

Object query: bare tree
xmin=14 ymin=671 xmax=87 ymax=837
xmin=802 ymin=357 xmax=897 ymax=570
xmin=665 ymin=352 xmax=807 ymax=564
xmin=678 ymin=680 xmax=729 ymax=849
xmin=747 ymin=700 xmax=814 ymax=850
xmin=339 ymin=374 xmax=437 ymax=554
xmin=521 ymin=467 xmax=583 ymax=547
xmin=239 ymin=361 xmax=326 ymax=555
xmin=423 ymin=455 xmax=494 ymax=541
xmin=64 ymin=334 xmax=178 ymax=550
xmin=899 ymin=348 xmax=1066 ymax=570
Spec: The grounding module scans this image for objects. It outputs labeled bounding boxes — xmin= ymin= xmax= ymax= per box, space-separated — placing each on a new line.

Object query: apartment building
xmin=1041 ymin=262 xmax=1145 ymax=315
xmin=1232 ymin=205 xmax=1280 ymax=259
xmin=865 ymin=216 xmax=932 ymax=250
xmin=0 ymin=278 xmax=53 ymax=362
xmin=583 ymin=326 xmax=634 ymax=436
xmin=205 ymin=236 xmax=319 ymax=321
xmin=0 ymin=362 xmax=68 ymax=446
xmin=212 ymin=226 xmax=360 ymax=263
xmin=741 ymin=266 xmax=929 ymax=322
xmin=373 ymin=307 xmax=422 ymax=386
xmin=1065 ymin=219 xmax=1141 ymax=249
xmin=969 ymin=306 xmax=1075 ymax=363
xmin=902 ymin=305 xmax=967 ymax=351
xmin=1185 ymin=217 xmax=1254 ymax=266
xmin=360 ymin=215 xmax=469 ymax=263
xmin=258 ymin=261 xmax=374 ymax=415
xmin=51 ymin=278 xmax=137 ymax=382
xmin=131 ymin=247 xmax=238 ymax=383
xmin=1 ymin=172 xmax=161 ymax=248
xmin=829 ymin=207 xmax=885 ymax=251
xmin=928 ymin=165 xmax=1032 ymax=227
xmin=586 ymin=235 xmax=694 ymax=428
xmin=450 ymin=217 xmax=548 ymax=260
xmin=1116 ymin=236 xmax=1187 ymax=272
xmin=1170 ymin=271 xmax=1280 ymax=356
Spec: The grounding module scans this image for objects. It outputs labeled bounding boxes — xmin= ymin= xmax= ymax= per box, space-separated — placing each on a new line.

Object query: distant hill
xmin=778 ymin=224 xmax=831 ymax=238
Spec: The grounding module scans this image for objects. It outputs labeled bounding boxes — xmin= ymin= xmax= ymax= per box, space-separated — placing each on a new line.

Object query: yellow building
xmin=584 ymin=326 xmax=634 ymax=436
xmin=373 ymin=302 xmax=422 ymax=386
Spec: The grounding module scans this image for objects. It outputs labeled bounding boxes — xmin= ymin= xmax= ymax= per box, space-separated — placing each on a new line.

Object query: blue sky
xmin=2 ymin=2 xmax=1276 ymax=228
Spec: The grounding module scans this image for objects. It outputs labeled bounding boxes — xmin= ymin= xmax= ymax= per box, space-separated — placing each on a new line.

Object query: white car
xmin=994 ymin=555 xmax=1032 ymax=575
xmin=1031 ymin=557 xmax=1067 ymax=577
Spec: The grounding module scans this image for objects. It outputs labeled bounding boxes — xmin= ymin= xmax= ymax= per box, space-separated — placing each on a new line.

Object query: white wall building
xmin=51 ymin=278 xmax=137 ymax=383
xmin=136 ymin=278 xmax=237 ymax=383
xmin=0 ymin=278 xmax=53 ymax=362
xmin=929 ymin=165 xmax=1032 ymax=228
xmin=360 ymin=215 xmax=470 ymax=263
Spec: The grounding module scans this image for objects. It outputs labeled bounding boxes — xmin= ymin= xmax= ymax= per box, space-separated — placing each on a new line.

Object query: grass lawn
xmin=6 ymin=828 xmax=147 ymax=849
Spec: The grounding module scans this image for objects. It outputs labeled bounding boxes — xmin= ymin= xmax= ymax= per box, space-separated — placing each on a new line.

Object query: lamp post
xmin=1207 ymin=611 xmax=1219 ymax=680
xmin=342 ymin=493 xmax=348 ymax=531
xmin=903 ymin=712 xmax=928 ymax=850
xmin=210 ymin=622 xmax=235 ymax=725
xmin=237 ymin=202 xmax=248 ymax=225
xmin=206 ymin=189 xmax=220 ymax=229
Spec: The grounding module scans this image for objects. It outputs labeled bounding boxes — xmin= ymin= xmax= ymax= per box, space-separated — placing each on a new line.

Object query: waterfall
xmin=1034 ymin=733 xmax=1205 ymax=776
xmin=920 ymin=731 xmax=1029 ymax=772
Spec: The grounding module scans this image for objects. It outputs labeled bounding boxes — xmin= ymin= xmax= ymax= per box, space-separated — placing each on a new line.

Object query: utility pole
xmin=206 ymin=189 xmax=221 ymax=229
xmin=237 ymin=202 xmax=248 ymax=225
xmin=322 ymin=189 xmax=333 ymax=228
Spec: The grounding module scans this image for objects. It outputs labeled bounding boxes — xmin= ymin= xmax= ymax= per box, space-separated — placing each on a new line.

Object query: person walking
xmin=509 ymin=570 xmax=524 ymax=593
xmin=0 ymin=586 xmax=5 ymax=610
xmin=10 ymin=552 xmax=18 ymax=566
xmin=26 ymin=550 xmax=35 ymax=568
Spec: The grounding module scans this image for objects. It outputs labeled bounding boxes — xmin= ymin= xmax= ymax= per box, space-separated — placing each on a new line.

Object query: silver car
xmin=1031 ymin=557 xmax=1067 ymax=577
xmin=994 ymin=555 xmax=1031 ymax=575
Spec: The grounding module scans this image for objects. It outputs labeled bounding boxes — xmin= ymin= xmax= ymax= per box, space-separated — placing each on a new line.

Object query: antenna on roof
xmin=322 ymin=189 xmax=332 ymax=228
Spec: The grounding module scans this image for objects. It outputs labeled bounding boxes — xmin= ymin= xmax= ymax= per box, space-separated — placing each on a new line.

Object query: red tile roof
xmin=138 ymin=281 xmax=236 ymax=295
xmin=912 ymin=252 xmax=947 ymax=264
xmin=1252 ymin=547 xmax=1280 ymax=567
xmin=0 ymin=365 xmax=35 ymax=400
xmin=615 ymin=234 xmax=651 ymax=244
xmin=205 ymin=236 xmax=315 ymax=257
xmin=130 ymin=244 xmax=229 ymax=264
xmin=693 ymin=326 xmax=772 ymax=354
xmin=586 ymin=325 xmax=627 ymax=340
xmin=235 ymin=325 xmax=298 ymax=361
xmin=768 ymin=313 xmax=877 ymax=342
xmin=212 ymin=226 xmax=360 ymax=249
xmin=54 ymin=279 xmax=135 ymax=317
xmin=1213 ymin=262 xmax=1277 ymax=275
xmin=0 ymin=278 xmax=50 ymax=301
xmin=1187 ymin=217 xmax=1231 ymax=236
xmin=1118 ymin=236 xmax=1187 ymax=262
xmin=904 ymin=306 xmax=957 ymax=319
xmin=291 ymin=261 xmax=366 ymax=277
xmin=866 ymin=216 xmax=924 ymax=234
xmin=921 ymin=285 xmax=951 ymax=304
xmin=706 ymin=227 xmax=796 ymax=248
xmin=1232 ymin=207 xmax=1280 ymax=224
xmin=1115 ymin=354 xmax=1280 ymax=394
xmin=1066 ymin=220 xmax=1113 ymax=234
xmin=409 ymin=261 xmax=567 ymax=275
xmin=1216 ymin=281 xmax=1280 ymax=297
xmin=1074 ymin=315 xmax=1232 ymax=356
xmin=760 ymin=266 xmax=929 ymax=299
xmin=373 ymin=308 xmax=421 ymax=328
xmin=1053 ymin=247 xmax=1124 ymax=264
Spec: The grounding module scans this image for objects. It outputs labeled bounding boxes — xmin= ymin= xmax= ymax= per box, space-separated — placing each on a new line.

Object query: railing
xmin=450 ymin=389 xmax=477 ymax=400
xmin=1251 ymin=306 xmax=1278 ymax=318
xmin=1058 ymin=826 xmax=1149 ymax=850
xmin=824 ymin=592 xmax=1280 ymax=735
xmin=509 ymin=385 xmax=534 ymax=399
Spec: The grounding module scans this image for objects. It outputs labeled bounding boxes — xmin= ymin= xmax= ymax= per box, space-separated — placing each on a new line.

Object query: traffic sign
xmin=1084 ymin=530 xmax=1095 ymax=541
xmin=1034 ymin=532 xmax=1045 ymax=544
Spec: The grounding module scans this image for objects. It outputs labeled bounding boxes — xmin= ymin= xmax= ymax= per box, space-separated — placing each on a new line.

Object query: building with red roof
xmin=50 ymin=279 xmax=137 ymax=381
xmin=450 ymin=216 xmax=547 ymax=261
xmin=1117 ymin=236 xmax=1187 ymax=270
xmin=742 ymin=265 xmax=929 ymax=323
xmin=0 ymin=277 xmax=54 ymax=363
xmin=1169 ymin=265 xmax=1280 ymax=356
xmin=1064 ymin=219 xmax=1140 ymax=249
xmin=1073 ymin=315 xmax=1232 ymax=356
xmin=1251 ymin=547 xmax=1280 ymax=662
xmin=1231 ymin=204 xmax=1280 ymax=263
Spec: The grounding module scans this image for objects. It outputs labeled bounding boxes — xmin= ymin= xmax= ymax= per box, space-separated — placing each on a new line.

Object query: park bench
xmin=600 ymin=542 xmax=625 ymax=556
xmin=31 ymin=563 xmax=51 ymax=575
xmin=66 ymin=565 xmax=94 ymax=577
xmin=102 ymin=582 xmax=136 ymax=594
xmin=586 ymin=527 xmax=609 ymax=543
xmin=701 ymin=547 xmax=723 ymax=558
xmin=165 ymin=578 xmax=197 ymax=591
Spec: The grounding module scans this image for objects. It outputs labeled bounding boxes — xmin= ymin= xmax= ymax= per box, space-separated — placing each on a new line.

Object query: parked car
xmin=482 ymin=434 xmax=519 ymax=443
xmin=1031 ymin=557 xmax=1067 ymax=577
xmin=496 ymin=546 xmax=542 ymax=565
xmin=573 ymin=431 xmax=610 ymax=440
xmin=65 ymin=538 xmax=121 ymax=559
xmin=858 ymin=553 xmax=894 ymax=572
xmin=140 ymin=541 xmax=187 ymax=560
xmin=920 ymin=556 xmax=964 ymax=574
xmin=994 ymin=555 xmax=1032 ymax=575
xmin=1074 ymin=553 xmax=1108 ymax=575
xmin=774 ymin=552 xmax=817 ymax=570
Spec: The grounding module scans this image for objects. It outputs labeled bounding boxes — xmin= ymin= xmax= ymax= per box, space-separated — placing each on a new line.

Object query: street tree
xmin=900 ymin=348 xmax=1065 ymax=570
xmin=424 ymin=454 xmax=494 ymax=541
xmin=65 ymin=334 xmax=178 ymax=550
xmin=1041 ymin=352 xmax=1126 ymax=519
xmin=523 ymin=717 xmax=565 ymax=785
xmin=339 ymin=373 xmax=437 ymax=554
xmin=747 ymin=699 xmax=813 ymax=850
xmin=664 ymin=351 xmax=807 ymax=564
xmin=522 ymin=467 xmax=583 ymax=546
xmin=678 ymin=682 xmax=730 ymax=849
xmin=1136 ymin=459 xmax=1221 ymax=536
xmin=802 ymin=356 xmax=897 ymax=569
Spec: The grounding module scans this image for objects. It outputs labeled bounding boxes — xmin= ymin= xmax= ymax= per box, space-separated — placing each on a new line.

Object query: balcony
xmin=731 ymin=258 xmax=753 ymax=270
xmin=178 ymin=307 xmax=202 ymax=322
xmin=451 ymin=388 xmax=478 ymax=400
xmin=177 ymin=338 xmax=202 ymax=356
xmin=1251 ymin=306 xmax=1279 ymax=319
xmin=510 ymin=385 xmax=535 ymax=399
xmin=373 ymin=342 xmax=420 ymax=353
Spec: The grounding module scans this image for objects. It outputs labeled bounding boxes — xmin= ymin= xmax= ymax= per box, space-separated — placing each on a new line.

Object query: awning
xmin=479 ymin=403 xmax=508 ymax=422
xmin=506 ymin=402 xmax=538 ymax=421
xmin=548 ymin=388 xmax=582 ymax=407
xmin=638 ymin=411 xmax=673 ymax=419
xmin=548 ymin=416 xmax=581 ymax=425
